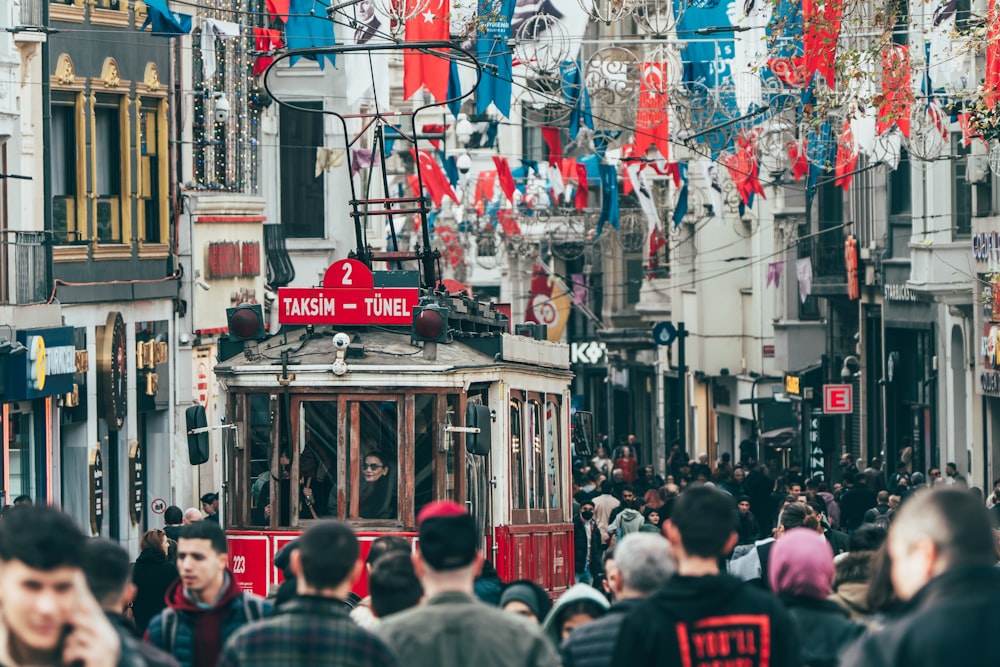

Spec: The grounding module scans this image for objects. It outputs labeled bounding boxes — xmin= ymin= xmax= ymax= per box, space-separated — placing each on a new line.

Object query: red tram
xmin=203 ymin=40 xmax=593 ymax=598
xmin=212 ymin=263 xmax=593 ymax=597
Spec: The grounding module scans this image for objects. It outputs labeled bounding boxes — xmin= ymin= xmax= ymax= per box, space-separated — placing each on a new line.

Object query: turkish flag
xmin=253 ymin=27 xmax=283 ymax=76
xmin=493 ymin=156 xmax=517 ymax=204
xmin=834 ymin=122 xmax=859 ymax=191
xmin=878 ymin=45 xmax=912 ymax=138
xmin=803 ymin=0 xmax=844 ymax=86
xmin=404 ymin=0 xmax=450 ymax=102
xmin=988 ymin=0 xmax=1000 ymax=110
xmin=634 ymin=61 xmax=670 ymax=159
xmin=266 ymin=0 xmax=289 ymax=19
xmin=412 ymin=149 xmax=458 ymax=207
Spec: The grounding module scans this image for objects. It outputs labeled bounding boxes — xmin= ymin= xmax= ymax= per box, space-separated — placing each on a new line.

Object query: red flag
xmin=497 ymin=209 xmax=521 ymax=236
xmin=649 ymin=225 xmax=667 ymax=273
xmin=574 ymin=162 xmax=589 ymax=212
xmin=493 ymin=156 xmax=516 ymax=204
xmin=403 ymin=0 xmax=450 ymax=102
xmin=474 ymin=170 xmax=496 ymax=214
xmin=803 ymin=0 xmax=844 ymax=86
xmin=421 ymin=124 xmax=449 ymax=150
xmin=541 ymin=127 xmax=563 ymax=167
xmin=266 ymin=0 xmax=289 ymax=20
xmin=788 ymin=139 xmax=809 ymax=182
xmin=834 ymin=122 xmax=859 ymax=191
xmin=988 ymin=0 xmax=1000 ymax=110
xmin=634 ymin=61 xmax=670 ymax=159
xmin=721 ymin=133 xmax=766 ymax=205
xmin=253 ymin=27 xmax=283 ymax=76
xmin=878 ymin=45 xmax=912 ymax=138
xmin=412 ymin=149 xmax=458 ymax=207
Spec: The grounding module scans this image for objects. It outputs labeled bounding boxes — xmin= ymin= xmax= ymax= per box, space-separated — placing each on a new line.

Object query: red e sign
xmin=823 ymin=384 xmax=853 ymax=414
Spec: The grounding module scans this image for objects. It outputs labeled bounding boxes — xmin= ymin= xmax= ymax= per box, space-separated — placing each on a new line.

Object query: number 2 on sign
xmin=232 ymin=555 xmax=247 ymax=574
xmin=342 ymin=262 xmax=353 ymax=285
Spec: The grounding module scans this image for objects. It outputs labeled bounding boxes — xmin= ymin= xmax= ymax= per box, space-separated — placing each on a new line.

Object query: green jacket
xmin=378 ymin=591 xmax=560 ymax=667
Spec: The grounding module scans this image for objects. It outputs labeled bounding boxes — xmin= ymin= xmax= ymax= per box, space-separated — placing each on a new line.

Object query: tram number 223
xmin=232 ymin=555 xmax=247 ymax=574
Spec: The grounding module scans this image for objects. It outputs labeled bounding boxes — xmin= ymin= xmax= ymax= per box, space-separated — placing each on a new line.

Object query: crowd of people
xmin=2 ymin=455 xmax=1000 ymax=667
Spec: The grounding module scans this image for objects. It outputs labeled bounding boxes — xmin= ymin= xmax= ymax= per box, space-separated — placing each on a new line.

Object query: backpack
xmin=153 ymin=594 xmax=268 ymax=657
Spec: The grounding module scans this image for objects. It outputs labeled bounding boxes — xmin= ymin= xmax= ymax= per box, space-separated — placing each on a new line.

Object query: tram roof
xmin=214 ymin=326 xmax=572 ymax=385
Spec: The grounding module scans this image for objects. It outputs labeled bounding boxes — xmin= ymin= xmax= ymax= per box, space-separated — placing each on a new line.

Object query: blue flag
xmin=476 ymin=0 xmax=517 ymax=117
xmin=560 ymin=60 xmax=593 ymax=139
xmin=597 ymin=163 xmax=619 ymax=236
xmin=447 ymin=59 xmax=464 ymax=118
xmin=287 ymin=0 xmax=336 ymax=69
xmin=141 ymin=0 xmax=191 ymax=35
xmin=672 ymin=162 xmax=689 ymax=228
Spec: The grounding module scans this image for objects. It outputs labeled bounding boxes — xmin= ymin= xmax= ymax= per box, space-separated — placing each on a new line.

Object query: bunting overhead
xmin=404 ymin=0 xmax=451 ymax=102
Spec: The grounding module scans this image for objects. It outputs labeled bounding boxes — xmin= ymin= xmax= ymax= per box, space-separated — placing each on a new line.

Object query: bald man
xmin=840 ymin=488 xmax=1000 ymax=666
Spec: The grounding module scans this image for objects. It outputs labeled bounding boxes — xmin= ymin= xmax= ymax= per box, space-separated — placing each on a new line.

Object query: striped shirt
xmin=218 ymin=595 xmax=398 ymax=667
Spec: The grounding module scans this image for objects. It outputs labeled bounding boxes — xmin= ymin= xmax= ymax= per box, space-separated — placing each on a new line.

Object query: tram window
xmin=511 ymin=399 xmax=524 ymax=510
xmin=527 ymin=400 xmax=544 ymax=509
xmin=300 ymin=402 xmax=338 ymax=519
xmin=415 ymin=394 xmax=435 ymax=515
xmin=352 ymin=401 xmax=398 ymax=520
xmin=545 ymin=401 xmax=560 ymax=509
xmin=247 ymin=394 xmax=273 ymax=526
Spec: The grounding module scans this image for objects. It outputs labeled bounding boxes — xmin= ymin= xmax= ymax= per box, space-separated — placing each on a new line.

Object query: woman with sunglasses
xmin=360 ymin=451 xmax=397 ymax=519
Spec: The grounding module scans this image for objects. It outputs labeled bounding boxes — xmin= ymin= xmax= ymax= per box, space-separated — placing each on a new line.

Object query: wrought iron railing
xmin=797 ymin=235 xmax=845 ymax=282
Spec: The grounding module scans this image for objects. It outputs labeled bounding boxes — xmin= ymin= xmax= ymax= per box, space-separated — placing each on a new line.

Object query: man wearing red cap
xmin=377 ymin=502 xmax=559 ymax=667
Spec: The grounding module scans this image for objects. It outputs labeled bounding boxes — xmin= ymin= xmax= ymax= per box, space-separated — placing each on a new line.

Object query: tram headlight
xmin=411 ymin=303 xmax=450 ymax=344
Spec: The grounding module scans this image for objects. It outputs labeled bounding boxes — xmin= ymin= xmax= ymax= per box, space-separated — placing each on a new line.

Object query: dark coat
xmin=839 ymin=487 xmax=877 ymax=531
xmin=840 ymin=565 xmax=1000 ymax=667
xmin=779 ymin=595 xmax=864 ymax=667
xmin=573 ymin=516 xmax=603 ymax=577
xmin=562 ymin=598 xmax=641 ymax=667
xmin=131 ymin=548 xmax=179 ymax=635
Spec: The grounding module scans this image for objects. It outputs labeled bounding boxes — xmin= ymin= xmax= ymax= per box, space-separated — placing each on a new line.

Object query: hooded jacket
xmin=146 ymin=573 xmax=271 ymax=667
xmin=607 ymin=508 xmax=644 ymax=542
xmin=614 ymin=573 xmax=801 ymax=667
xmin=541 ymin=584 xmax=610 ymax=646
xmin=829 ymin=551 xmax=875 ymax=623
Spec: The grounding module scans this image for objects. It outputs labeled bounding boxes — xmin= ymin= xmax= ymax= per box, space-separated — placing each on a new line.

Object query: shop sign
xmin=972 ymin=231 xmax=1000 ymax=263
xmin=981 ymin=372 xmax=1000 ymax=394
xmin=97 ymin=312 xmax=127 ymax=431
xmin=823 ymin=384 xmax=853 ymax=414
xmin=570 ymin=341 xmax=607 ymax=365
xmin=277 ymin=260 xmax=420 ymax=326
xmin=129 ymin=441 xmax=144 ymax=526
xmin=89 ymin=447 xmax=104 ymax=535
xmin=883 ymin=283 xmax=917 ymax=302
xmin=4 ymin=327 xmax=76 ymax=401
xmin=784 ymin=373 xmax=801 ymax=396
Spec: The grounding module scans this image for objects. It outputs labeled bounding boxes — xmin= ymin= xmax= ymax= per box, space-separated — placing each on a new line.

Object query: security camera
xmin=332 ymin=332 xmax=351 ymax=350
xmin=456 ymin=153 xmax=472 ymax=174
xmin=213 ymin=94 xmax=231 ymax=123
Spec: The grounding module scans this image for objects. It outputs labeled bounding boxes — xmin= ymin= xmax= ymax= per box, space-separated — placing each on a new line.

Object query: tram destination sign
xmin=278 ymin=259 xmax=420 ymax=326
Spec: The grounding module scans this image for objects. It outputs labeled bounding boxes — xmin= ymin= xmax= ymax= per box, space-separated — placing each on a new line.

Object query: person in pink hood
xmin=768 ymin=528 xmax=864 ymax=667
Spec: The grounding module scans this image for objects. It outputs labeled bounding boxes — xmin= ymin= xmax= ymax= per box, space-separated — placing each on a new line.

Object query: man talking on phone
xmin=0 ymin=505 xmax=124 ymax=667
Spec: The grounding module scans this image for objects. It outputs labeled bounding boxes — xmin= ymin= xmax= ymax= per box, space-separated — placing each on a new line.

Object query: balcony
xmin=18 ymin=0 xmax=45 ymax=28
xmin=797 ymin=234 xmax=846 ymax=296
xmin=1 ymin=231 xmax=53 ymax=305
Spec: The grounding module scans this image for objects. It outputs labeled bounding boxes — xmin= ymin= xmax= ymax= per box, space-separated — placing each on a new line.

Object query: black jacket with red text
xmin=613 ymin=573 xmax=801 ymax=667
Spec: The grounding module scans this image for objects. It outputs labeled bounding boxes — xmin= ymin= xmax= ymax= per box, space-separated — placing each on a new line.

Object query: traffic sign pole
xmin=677 ymin=322 xmax=688 ymax=454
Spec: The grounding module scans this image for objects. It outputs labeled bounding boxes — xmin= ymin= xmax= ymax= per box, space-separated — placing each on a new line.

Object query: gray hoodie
xmin=608 ymin=508 xmax=644 ymax=541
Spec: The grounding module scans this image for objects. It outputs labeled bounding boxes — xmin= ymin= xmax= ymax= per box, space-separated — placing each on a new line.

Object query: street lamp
xmin=841 ymin=355 xmax=861 ymax=379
